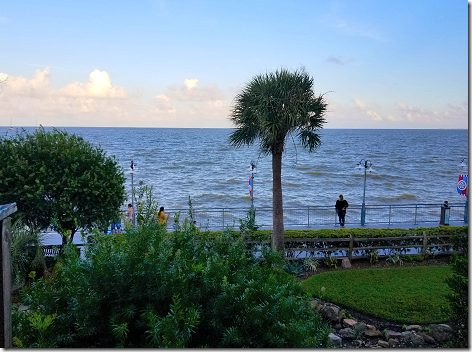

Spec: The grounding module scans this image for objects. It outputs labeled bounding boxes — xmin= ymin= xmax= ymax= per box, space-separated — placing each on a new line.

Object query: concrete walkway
xmin=259 ymin=220 xmax=468 ymax=231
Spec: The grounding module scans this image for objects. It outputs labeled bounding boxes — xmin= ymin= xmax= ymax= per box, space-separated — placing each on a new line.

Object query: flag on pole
xmin=457 ymin=174 xmax=468 ymax=196
xmin=249 ymin=177 xmax=253 ymax=199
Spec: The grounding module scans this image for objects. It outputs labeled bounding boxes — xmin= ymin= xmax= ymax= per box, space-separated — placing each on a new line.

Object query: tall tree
xmin=229 ymin=68 xmax=327 ymax=251
xmin=0 ymin=127 xmax=125 ymax=244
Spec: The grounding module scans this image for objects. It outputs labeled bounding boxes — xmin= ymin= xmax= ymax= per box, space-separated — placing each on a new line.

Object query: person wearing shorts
xmin=111 ymin=219 xmax=121 ymax=234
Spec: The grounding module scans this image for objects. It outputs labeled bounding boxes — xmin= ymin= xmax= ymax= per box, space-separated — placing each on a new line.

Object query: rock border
xmin=310 ymin=300 xmax=454 ymax=348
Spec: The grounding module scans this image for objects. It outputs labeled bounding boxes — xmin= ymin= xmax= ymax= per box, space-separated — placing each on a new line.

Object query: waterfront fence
xmin=283 ymin=230 xmax=466 ymax=260
xmin=165 ymin=203 xmax=467 ymax=230
xmin=40 ymin=229 xmax=465 ymax=262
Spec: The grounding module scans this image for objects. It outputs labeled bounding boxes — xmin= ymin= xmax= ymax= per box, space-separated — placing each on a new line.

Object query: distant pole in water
xmin=130 ymin=159 xmax=135 ymax=226
xmin=356 ymin=159 xmax=373 ymax=226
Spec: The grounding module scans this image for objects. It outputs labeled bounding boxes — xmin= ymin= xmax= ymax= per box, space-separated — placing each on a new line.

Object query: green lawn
xmin=301 ymin=265 xmax=452 ymax=324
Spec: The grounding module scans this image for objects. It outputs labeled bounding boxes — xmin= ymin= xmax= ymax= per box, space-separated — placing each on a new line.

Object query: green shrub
xmin=386 ymin=251 xmax=403 ymax=266
xmin=205 ymin=226 xmax=467 ymax=242
xmin=14 ymin=220 xmax=329 ymax=348
xmin=413 ymin=255 xmax=424 ymax=262
xmin=324 ymin=253 xmax=337 ymax=268
xmin=368 ymin=250 xmax=379 ymax=265
xmin=10 ymin=220 xmax=47 ymax=285
xmin=444 ymin=235 xmax=468 ymax=347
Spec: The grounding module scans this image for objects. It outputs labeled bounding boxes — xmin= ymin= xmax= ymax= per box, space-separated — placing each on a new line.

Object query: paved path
xmin=270 ymin=220 xmax=468 ymax=231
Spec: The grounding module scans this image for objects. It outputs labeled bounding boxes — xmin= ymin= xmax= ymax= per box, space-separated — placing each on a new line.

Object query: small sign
xmin=457 ymin=174 xmax=468 ymax=196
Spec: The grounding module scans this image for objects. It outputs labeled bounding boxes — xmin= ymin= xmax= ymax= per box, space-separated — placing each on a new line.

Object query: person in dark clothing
xmin=335 ymin=194 xmax=349 ymax=228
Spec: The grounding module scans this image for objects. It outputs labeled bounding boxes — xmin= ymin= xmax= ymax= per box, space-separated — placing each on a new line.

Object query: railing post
xmin=349 ymin=233 xmax=354 ymax=261
xmin=222 ymin=208 xmax=225 ymax=229
xmin=388 ymin=205 xmax=391 ymax=225
xmin=422 ymin=230 xmax=427 ymax=257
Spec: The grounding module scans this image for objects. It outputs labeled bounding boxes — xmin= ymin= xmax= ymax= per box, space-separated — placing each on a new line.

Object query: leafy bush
xmin=367 ymin=249 xmax=379 ymax=265
xmin=386 ymin=251 xmax=403 ymax=266
xmin=324 ymin=253 xmax=337 ymax=268
xmin=10 ymin=219 xmax=47 ymax=285
xmin=444 ymin=235 xmax=468 ymax=347
xmin=303 ymin=257 xmax=320 ymax=272
xmin=0 ymin=127 xmax=125 ymax=243
xmin=14 ymin=219 xmax=329 ymax=348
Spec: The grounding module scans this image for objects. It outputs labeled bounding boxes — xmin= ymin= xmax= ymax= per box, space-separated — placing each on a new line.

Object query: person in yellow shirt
xmin=157 ymin=206 xmax=166 ymax=224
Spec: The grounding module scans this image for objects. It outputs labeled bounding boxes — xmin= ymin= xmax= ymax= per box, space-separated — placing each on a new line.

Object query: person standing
xmin=111 ymin=218 xmax=121 ymax=234
xmin=157 ymin=206 xmax=166 ymax=225
xmin=335 ymin=195 xmax=349 ymax=228
xmin=126 ymin=203 xmax=134 ymax=225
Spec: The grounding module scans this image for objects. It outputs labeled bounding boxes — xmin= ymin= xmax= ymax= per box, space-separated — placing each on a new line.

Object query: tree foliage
xmin=444 ymin=235 xmax=468 ymax=347
xmin=0 ymin=127 xmax=125 ymax=243
xmin=14 ymin=219 xmax=329 ymax=348
xmin=229 ymin=67 xmax=327 ymax=251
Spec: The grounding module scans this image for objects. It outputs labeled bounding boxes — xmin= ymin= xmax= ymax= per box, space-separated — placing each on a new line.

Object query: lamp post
xmin=460 ymin=158 xmax=468 ymax=223
xmin=249 ymin=162 xmax=257 ymax=211
xmin=130 ymin=160 xmax=136 ymax=226
xmin=356 ymin=159 xmax=373 ymax=226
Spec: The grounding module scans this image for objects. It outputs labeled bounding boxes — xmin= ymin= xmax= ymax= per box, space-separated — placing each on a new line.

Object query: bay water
xmin=1 ymin=127 xmax=468 ymax=244
xmin=2 ymin=127 xmax=468 ymax=209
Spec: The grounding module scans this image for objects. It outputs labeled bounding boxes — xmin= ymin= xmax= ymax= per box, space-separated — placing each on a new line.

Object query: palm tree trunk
xmin=272 ymin=150 xmax=285 ymax=252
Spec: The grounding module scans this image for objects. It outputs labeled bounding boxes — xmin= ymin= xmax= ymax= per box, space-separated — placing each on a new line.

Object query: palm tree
xmin=229 ymin=68 xmax=327 ymax=252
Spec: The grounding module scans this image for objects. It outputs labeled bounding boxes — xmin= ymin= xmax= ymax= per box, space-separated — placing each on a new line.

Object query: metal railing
xmin=165 ymin=203 xmax=467 ymax=230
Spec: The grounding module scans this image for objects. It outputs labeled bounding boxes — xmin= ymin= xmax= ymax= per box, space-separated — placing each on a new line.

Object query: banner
xmin=457 ymin=174 xmax=468 ymax=196
xmin=249 ymin=177 xmax=253 ymax=198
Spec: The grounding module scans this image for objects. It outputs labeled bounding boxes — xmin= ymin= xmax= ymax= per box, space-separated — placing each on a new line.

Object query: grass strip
xmin=301 ymin=265 xmax=452 ymax=324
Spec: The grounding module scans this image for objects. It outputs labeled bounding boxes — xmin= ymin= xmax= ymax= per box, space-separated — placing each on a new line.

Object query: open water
xmin=1 ymin=127 xmax=469 ymax=211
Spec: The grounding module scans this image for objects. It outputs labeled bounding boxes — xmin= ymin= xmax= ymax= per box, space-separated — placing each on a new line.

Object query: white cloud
xmin=151 ymin=78 xmax=229 ymax=126
xmin=395 ymin=102 xmax=467 ymax=126
xmin=0 ymin=68 xmax=231 ymax=127
xmin=61 ymin=69 xmax=126 ymax=98
xmin=184 ymin=78 xmax=198 ymax=89
xmin=1 ymin=68 xmax=51 ymax=96
xmin=353 ymin=98 xmax=382 ymax=121
xmin=325 ymin=96 xmax=467 ymax=129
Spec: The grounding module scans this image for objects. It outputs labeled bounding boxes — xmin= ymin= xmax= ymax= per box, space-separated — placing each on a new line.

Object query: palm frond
xmin=228 ymin=67 xmax=327 ymax=156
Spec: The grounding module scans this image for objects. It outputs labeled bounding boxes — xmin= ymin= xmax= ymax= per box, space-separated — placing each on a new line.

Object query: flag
xmin=249 ymin=177 xmax=253 ymax=198
xmin=457 ymin=174 xmax=468 ymax=196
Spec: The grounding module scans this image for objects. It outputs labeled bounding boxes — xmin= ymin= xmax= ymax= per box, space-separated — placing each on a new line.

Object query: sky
xmin=0 ymin=0 xmax=468 ymax=129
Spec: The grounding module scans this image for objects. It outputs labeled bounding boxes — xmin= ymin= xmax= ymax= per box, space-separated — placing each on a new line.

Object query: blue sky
xmin=0 ymin=0 xmax=468 ymax=128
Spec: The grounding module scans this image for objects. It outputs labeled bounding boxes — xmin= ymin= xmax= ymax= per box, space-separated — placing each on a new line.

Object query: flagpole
xmin=459 ymin=159 xmax=468 ymax=223
xmin=465 ymin=194 xmax=468 ymax=223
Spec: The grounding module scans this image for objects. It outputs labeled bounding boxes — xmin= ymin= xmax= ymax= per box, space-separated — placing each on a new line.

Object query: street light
xmin=130 ymin=160 xmax=136 ymax=226
xmin=356 ymin=159 xmax=373 ymax=226
xmin=459 ymin=158 xmax=468 ymax=223
xmin=249 ymin=161 xmax=257 ymax=211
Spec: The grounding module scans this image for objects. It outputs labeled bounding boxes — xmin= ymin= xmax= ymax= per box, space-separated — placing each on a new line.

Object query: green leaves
xmin=14 ymin=220 xmax=330 ymax=347
xmin=229 ymin=67 xmax=327 ymax=156
xmin=0 ymin=126 xmax=125 ymax=243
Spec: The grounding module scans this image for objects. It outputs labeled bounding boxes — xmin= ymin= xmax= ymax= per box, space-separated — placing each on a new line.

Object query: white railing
xmin=165 ymin=203 xmax=467 ymax=230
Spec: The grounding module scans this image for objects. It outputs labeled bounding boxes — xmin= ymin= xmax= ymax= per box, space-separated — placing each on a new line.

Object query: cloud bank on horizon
xmin=0 ymin=0 xmax=467 ymax=129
